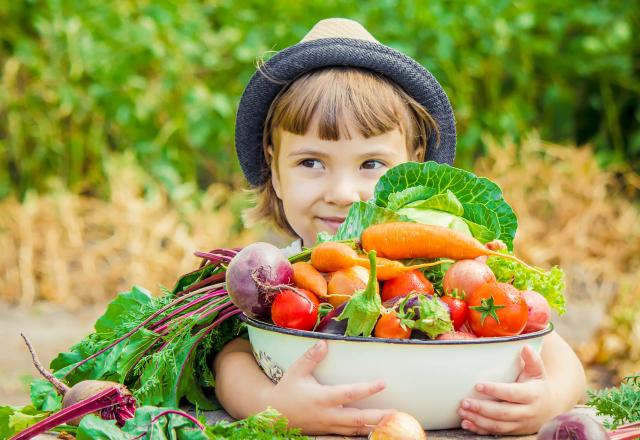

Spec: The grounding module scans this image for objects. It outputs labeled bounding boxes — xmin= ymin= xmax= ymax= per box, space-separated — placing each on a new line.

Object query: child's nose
xmin=322 ymin=176 xmax=361 ymax=206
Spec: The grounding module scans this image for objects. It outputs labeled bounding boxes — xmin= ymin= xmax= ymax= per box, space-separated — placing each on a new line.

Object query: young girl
xmin=214 ymin=18 xmax=585 ymax=436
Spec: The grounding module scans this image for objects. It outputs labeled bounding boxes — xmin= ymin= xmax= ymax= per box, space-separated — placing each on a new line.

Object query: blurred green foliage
xmin=0 ymin=0 xmax=638 ymax=200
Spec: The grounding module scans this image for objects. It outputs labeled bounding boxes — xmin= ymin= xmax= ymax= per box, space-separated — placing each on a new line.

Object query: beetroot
xmin=12 ymin=335 xmax=136 ymax=440
xmin=226 ymin=242 xmax=294 ymax=319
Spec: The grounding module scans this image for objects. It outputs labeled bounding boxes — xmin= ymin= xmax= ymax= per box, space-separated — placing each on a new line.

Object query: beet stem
xmin=158 ymin=300 xmax=232 ymax=351
xmin=20 ymin=333 xmax=70 ymax=396
xmin=63 ymin=290 xmax=202 ymax=380
xmin=10 ymin=387 xmax=122 ymax=440
xmin=149 ymin=289 xmax=227 ymax=331
xmin=130 ymin=409 xmax=204 ymax=440
xmin=176 ymin=272 xmax=226 ymax=297
xmin=153 ymin=295 xmax=229 ymax=335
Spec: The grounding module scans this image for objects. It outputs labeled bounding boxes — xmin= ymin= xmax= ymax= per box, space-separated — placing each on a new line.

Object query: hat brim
xmin=235 ymin=38 xmax=456 ymax=187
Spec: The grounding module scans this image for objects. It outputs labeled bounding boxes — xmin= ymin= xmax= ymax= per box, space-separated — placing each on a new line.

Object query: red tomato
xmin=443 ymin=259 xmax=496 ymax=297
xmin=374 ymin=311 xmax=412 ymax=339
xmin=440 ymin=295 xmax=468 ymax=330
xmin=381 ymin=270 xmax=434 ymax=302
xmin=271 ymin=289 xmax=319 ymax=331
xmin=467 ymin=282 xmax=528 ymax=337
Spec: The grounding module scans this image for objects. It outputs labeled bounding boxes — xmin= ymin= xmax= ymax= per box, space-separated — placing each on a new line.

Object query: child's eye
xmin=361 ymin=160 xmax=386 ymax=170
xmin=300 ymin=159 xmax=323 ymax=169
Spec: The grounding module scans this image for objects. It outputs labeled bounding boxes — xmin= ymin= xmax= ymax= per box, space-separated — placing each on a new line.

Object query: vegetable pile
xmin=2 ymin=161 xmax=570 ymax=438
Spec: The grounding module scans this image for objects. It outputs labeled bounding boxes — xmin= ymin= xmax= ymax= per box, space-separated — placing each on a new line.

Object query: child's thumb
xmin=287 ymin=340 xmax=328 ymax=378
xmin=521 ymin=345 xmax=546 ymax=378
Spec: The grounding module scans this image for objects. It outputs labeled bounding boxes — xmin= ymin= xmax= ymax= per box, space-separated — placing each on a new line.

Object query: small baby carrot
xmin=310 ymin=242 xmax=360 ymax=272
xmin=292 ymin=261 xmax=328 ymax=298
xmin=357 ymin=257 xmax=452 ymax=281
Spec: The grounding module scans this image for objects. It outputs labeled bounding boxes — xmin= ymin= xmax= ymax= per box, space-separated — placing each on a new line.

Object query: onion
xmin=226 ymin=242 xmax=293 ymax=319
xmin=537 ymin=411 xmax=609 ymax=440
xmin=371 ymin=411 xmax=427 ymax=440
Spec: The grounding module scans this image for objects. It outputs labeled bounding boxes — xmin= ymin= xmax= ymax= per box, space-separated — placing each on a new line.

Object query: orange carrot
xmin=310 ymin=241 xmax=451 ymax=281
xmin=310 ymin=242 xmax=360 ymax=272
xmin=292 ymin=262 xmax=328 ymax=298
xmin=361 ymin=222 xmax=540 ymax=271
xmin=356 ymin=257 xmax=452 ymax=281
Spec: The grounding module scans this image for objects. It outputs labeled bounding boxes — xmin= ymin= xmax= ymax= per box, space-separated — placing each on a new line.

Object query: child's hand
xmin=262 ymin=340 xmax=395 ymax=436
xmin=457 ymin=346 xmax=557 ymax=435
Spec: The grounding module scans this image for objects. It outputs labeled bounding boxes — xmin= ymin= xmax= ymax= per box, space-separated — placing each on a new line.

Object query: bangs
xmin=267 ymin=67 xmax=415 ymax=143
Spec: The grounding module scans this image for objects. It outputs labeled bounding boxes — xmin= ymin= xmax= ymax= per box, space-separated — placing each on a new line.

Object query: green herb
xmin=337 ymin=251 xmax=382 ymax=337
xmin=0 ymin=405 xmax=50 ymax=439
xmin=588 ymin=374 xmax=640 ymax=429
xmin=205 ymin=407 xmax=308 ymax=439
xmin=487 ymin=255 xmax=566 ymax=314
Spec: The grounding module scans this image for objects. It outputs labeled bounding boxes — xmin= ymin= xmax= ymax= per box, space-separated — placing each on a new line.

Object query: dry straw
xmin=0 ymin=153 xmax=258 ymax=308
xmin=476 ymin=134 xmax=640 ymax=380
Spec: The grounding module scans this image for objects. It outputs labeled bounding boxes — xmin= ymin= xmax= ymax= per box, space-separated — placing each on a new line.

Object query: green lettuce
xmin=373 ymin=161 xmax=518 ymax=250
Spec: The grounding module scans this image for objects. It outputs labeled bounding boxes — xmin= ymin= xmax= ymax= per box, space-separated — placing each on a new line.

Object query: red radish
xmin=226 ymin=242 xmax=294 ymax=319
xmin=443 ymin=259 xmax=496 ymax=297
xmin=436 ymin=331 xmax=478 ymax=340
xmin=521 ymin=290 xmax=551 ymax=333
xmin=12 ymin=335 xmax=136 ymax=440
xmin=371 ymin=411 xmax=426 ymax=440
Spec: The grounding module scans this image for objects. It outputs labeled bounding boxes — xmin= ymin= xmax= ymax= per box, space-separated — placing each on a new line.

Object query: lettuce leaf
xmin=487 ymin=256 xmax=566 ymax=314
xmin=374 ymin=162 xmax=518 ymax=250
xmin=326 ymin=201 xmax=411 ymax=242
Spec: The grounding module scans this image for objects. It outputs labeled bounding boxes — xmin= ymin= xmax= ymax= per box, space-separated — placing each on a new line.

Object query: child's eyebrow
xmin=287 ymin=148 xmax=328 ymax=158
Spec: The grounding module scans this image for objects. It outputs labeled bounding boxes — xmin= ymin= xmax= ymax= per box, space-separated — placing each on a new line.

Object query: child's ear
xmin=411 ymin=145 xmax=426 ymax=162
xmin=267 ymin=146 xmax=283 ymax=200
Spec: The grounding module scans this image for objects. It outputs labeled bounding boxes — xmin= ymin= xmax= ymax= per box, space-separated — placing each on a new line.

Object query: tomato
xmin=381 ymin=270 xmax=434 ymax=302
xmin=440 ymin=294 xmax=468 ymax=330
xmin=467 ymin=282 xmax=528 ymax=337
xmin=443 ymin=259 xmax=496 ymax=297
xmin=374 ymin=311 xmax=412 ymax=339
xmin=271 ymin=289 xmax=319 ymax=331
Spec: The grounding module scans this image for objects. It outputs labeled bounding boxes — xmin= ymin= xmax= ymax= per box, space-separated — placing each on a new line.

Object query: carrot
xmin=292 ymin=261 xmax=328 ymax=298
xmin=310 ymin=242 xmax=360 ymax=272
xmin=361 ymin=222 xmax=541 ymax=272
xmin=356 ymin=257 xmax=452 ymax=281
xmin=310 ymin=241 xmax=451 ymax=281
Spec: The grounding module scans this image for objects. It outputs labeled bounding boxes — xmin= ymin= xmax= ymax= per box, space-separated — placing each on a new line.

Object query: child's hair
xmin=242 ymin=66 xmax=440 ymax=238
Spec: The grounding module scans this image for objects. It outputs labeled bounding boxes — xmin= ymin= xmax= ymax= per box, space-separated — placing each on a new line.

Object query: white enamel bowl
xmin=240 ymin=314 xmax=553 ymax=430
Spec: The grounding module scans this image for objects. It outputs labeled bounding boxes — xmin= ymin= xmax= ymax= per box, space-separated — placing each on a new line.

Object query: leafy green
xmin=332 ymin=201 xmax=411 ymax=241
xmin=205 ymin=408 xmax=308 ymax=439
xmin=487 ymin=256 xmax=566 ymax=314
xmin=30 ymin=379 xmax=62 ymax=412
xmin=374 ymin=162 xmax=518 ymax=249
xmin=0 ymin=405 xmax=49 ymax=439
xmin=587 ymin=374 xmax=640 ymax=429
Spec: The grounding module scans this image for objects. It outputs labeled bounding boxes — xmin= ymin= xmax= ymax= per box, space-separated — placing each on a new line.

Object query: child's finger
xmin=460 ymin=419 xmax=492 ymax=435
xmin=330 ymin=407 xmax=396 ymax=429
xmin=475 ymin=382 xmax=535 ymax=404
xmin=459 ymin=398 xmax=527 ymax=422
xmin=459 ymin=410 xmax=519 ymax=435
xmin=520 ymin=345 xmax=546 ymax=378
xmin=286 ymin=340 xmax=328 ymax=377
xmin=321 ymin=380 xmax=386 ymax=406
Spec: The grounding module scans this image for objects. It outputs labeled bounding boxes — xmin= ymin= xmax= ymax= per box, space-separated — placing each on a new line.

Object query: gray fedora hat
xmin=235 ymin=18 xmax=457 ymax=187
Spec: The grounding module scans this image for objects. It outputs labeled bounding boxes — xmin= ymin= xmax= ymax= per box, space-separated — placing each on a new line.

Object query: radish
xmin=443 ymin=259 xmax=496 ymax=297
xmin=12 ymin=335 xmax=136 ymax=440
xmin=226 ymin=242 xmax=294 ymax=319
xmin=521 ymin=289 xmax=551 ymax=333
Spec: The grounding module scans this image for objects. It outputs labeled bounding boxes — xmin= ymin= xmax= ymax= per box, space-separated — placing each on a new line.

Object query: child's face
xmin=271 ymin=118 xmax=417 ymax=247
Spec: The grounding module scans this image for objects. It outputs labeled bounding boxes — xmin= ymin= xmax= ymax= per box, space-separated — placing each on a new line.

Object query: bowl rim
xmin=239 ymin=314 xmax=554 ymax=345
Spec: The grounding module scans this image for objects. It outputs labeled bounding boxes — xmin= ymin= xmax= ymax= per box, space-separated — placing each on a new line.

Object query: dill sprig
xmin=588 ymin=373 xmax=640 ymax=429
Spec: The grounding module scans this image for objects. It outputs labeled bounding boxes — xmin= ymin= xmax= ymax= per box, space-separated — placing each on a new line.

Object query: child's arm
xmin=213 ymin=338 xmax=394 ymax=436
xmin=457 ymin=331 xmax=586 ymax=435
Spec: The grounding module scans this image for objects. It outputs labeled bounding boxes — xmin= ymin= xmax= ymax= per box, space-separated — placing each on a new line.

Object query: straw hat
xmin=235 ymin=18 xmax=457 ymax=187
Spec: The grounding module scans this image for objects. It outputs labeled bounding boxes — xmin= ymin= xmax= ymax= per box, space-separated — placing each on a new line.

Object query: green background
xmin=1 ymin=0 xmax=638 ymax=200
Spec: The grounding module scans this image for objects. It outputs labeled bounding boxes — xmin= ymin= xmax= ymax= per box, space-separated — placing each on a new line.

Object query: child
xmin=214 ymin=18 xmax=585 ymax=436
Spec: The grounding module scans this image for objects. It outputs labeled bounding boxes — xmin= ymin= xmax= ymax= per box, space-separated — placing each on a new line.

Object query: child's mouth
xmin=318 ymin=217 xmax=346 ymax=232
